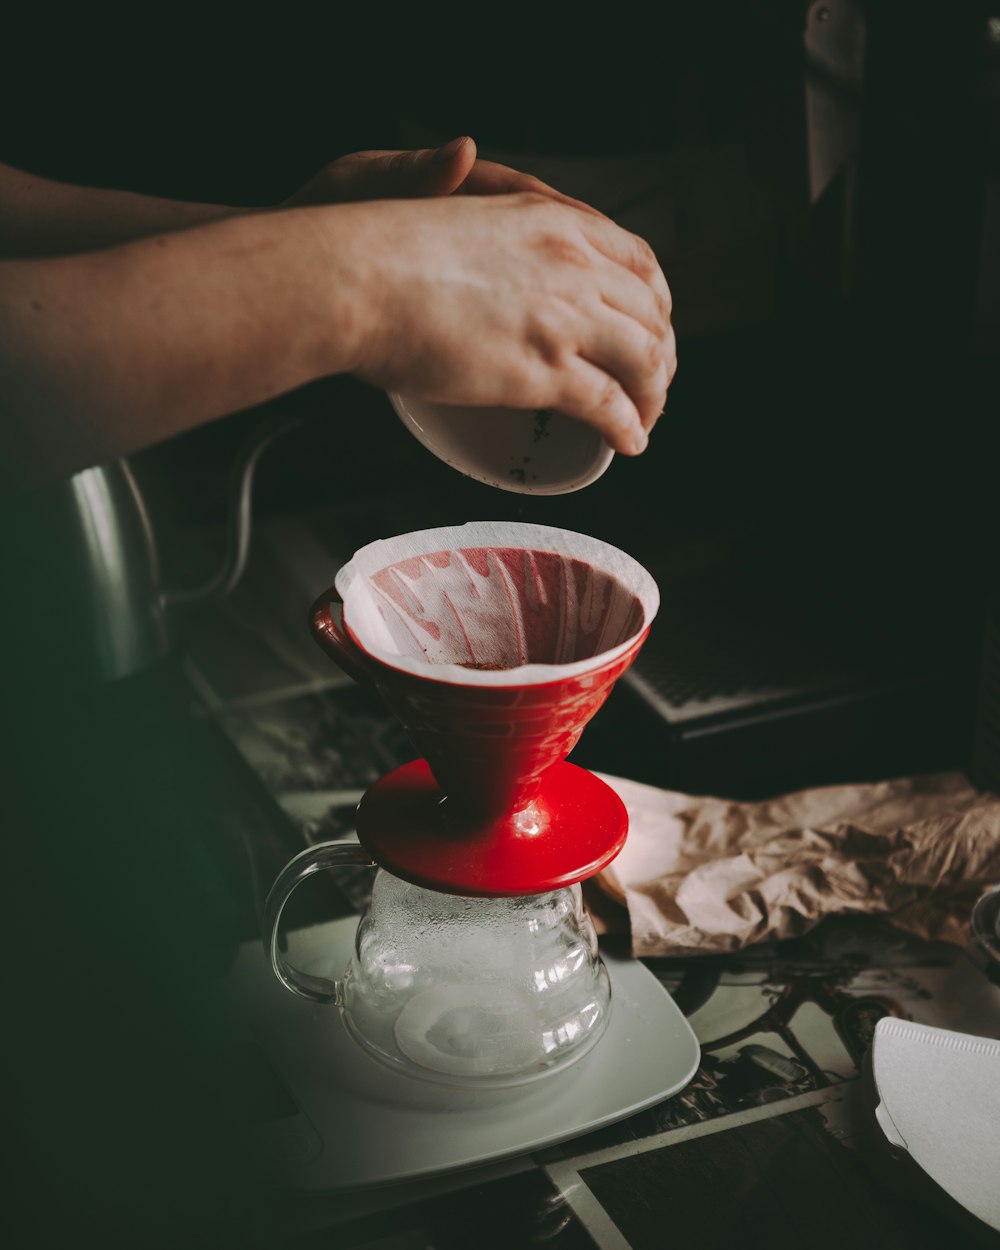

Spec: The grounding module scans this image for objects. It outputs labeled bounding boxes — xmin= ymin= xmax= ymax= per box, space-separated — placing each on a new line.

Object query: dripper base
xmin=355 ymin=758 xmax=628 ymax=896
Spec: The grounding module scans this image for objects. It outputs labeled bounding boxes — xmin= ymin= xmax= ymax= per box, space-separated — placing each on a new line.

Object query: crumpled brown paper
xmin=589 ymin=771 xmax=1000 ymax=956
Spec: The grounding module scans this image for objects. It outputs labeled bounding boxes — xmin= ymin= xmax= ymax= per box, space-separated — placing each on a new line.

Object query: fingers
xmin=519 ymin=197 xmax=675 ymax=436
xmin=588 ymin=224 xmax=676 ymax=437
xmin=553 ymin=358 xmax=649 ymax=456
xmin=553 ymin=262 xmax=676 ymax=449
xmin=457 ymin=161 xmax=606 ymax=217
xmin=597 ymin=264 xmax=672 ymax=347
xmin=377 ymin=137 xmax=478 ymax=198
xmin=582 ymin=313 xmax=669 ymax=434
xmin=413 ymin=136 xmax=478 ymax=196
xmin=596 ymin=286 xmax=677 ymax=418
xmin=578 ymin=213 xmax=672 ymax=313
xmin=562 ymin=243 xmax=675 ymax=428
xmin=295 ymin=140 xmax=479 ymax=204
xmin=290 ymin=140 xmax=614 ymax=224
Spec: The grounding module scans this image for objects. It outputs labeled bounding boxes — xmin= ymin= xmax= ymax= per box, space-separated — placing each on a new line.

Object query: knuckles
xmin=643 ymin=328 xmax=665 ymax=376
xmin=532 ymin=234 xmax=591 ymax=269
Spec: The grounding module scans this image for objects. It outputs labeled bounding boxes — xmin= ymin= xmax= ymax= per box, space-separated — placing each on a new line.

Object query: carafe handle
xmin=262 ymin=841 xmax=376 ymax=1004
xmin=309 ymin=587 xmax=374 ymax=687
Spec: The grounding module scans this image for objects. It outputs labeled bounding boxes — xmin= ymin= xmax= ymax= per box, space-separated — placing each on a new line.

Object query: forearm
xmin=0 ymin=162 xmax=248 ymax=256
xmin=0 ymin=207 xmax=364 ymax=494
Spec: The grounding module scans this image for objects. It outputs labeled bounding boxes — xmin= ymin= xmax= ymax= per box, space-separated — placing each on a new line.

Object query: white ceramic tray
xmin=227 ymin=917 xmax=700 ymax=1191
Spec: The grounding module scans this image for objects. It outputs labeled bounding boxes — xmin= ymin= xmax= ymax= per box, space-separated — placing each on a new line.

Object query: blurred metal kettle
xmin=0 ymin=415 xmax=298 ymax=691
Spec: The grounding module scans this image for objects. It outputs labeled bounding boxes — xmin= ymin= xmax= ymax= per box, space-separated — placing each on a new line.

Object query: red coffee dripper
xmin=309 ymin=522 xmax=659 ymax=897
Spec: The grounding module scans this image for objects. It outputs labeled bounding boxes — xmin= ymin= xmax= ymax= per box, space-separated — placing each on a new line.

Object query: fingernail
xmin=630 ymin=425 xmax=649 ymax=454
xmin=434 ymin=136 xmax=469 ymax=163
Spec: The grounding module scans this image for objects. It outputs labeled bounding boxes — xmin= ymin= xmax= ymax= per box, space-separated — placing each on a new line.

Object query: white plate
xmin=228 ymin=916 xmax=699 ymax=1191
xmin=388 ymin=392 xmax=614 ymax=496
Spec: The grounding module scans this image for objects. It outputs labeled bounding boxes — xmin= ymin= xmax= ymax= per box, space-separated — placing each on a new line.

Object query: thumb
xmin=386 ymin=135 xmax=477 ymax=197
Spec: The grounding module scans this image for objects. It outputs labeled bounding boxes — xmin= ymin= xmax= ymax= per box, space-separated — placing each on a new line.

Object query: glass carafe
xmin=263 ymin=842 xmax=612 ymax=1089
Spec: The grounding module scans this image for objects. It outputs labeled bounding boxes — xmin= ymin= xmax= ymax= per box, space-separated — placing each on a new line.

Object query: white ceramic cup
xmin=388 ymin=393 xmax=614 ymax=495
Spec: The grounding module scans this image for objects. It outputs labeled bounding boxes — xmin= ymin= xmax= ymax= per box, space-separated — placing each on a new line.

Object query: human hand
xmin=330 ymin=191 xmax=676 ymax=455
xmin=284 ymin=135 xmax=598 ymax=212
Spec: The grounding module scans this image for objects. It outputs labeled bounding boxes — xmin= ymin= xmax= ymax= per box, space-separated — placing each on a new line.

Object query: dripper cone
xmin=311 ymin=522 xmax=659 ymax=894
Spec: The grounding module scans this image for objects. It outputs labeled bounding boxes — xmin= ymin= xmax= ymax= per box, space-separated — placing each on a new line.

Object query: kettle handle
xmin=262 ymin=841 xmax=376 ymax=1004
xmin=161 ymin=413 xmax=302 ymax=609
xmin=309 ymin=588 xmax=374 ymax=687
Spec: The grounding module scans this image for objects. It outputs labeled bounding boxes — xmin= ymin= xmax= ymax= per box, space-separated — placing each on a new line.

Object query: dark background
xmin=4 ymin=2 xmax=995 ymax=624
xmin=3 ymin=4 xmax=995 ymax=538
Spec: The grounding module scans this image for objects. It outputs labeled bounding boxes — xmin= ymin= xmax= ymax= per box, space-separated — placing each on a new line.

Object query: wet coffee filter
xmin=336 ymin=521 xmax=658 ymax=683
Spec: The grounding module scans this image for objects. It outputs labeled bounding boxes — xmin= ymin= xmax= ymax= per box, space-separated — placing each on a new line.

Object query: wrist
xmin=296 ymin=202 xmax=380 ymax=380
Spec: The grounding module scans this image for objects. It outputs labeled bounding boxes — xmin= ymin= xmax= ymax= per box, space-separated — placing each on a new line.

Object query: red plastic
xmin=310 ymin=583 xmax=650 ymax=896
xmin=354 ymin=758 xmax=629 ymax=896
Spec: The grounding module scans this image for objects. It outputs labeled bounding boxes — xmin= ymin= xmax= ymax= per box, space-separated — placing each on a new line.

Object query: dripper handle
xmin=309 ymin=587 xmax=373 ymax=687
xmin=262 ymin=841 xmax=376 ymax=1004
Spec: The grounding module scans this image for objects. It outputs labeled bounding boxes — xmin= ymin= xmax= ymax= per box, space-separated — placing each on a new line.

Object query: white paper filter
xmin=872 ymin=1017 xmax=1000 ymax=1231
xmin=334 ymin=522 xmax=659 ymax=686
